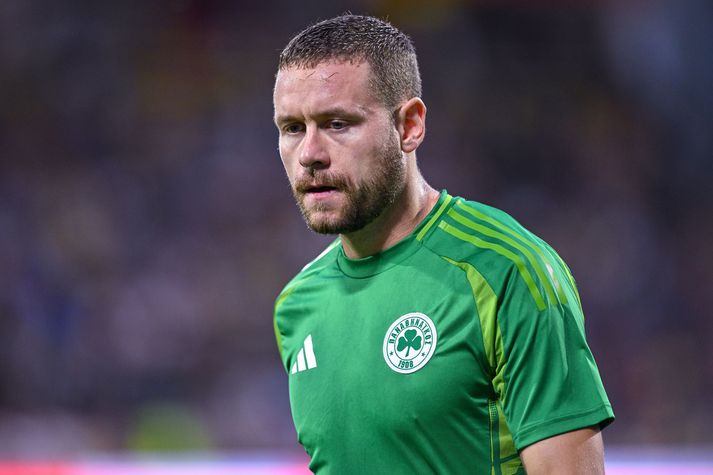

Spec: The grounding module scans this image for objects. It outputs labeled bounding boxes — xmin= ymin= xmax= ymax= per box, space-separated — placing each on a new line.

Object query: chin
xmin=307 ymin=217 xmax=370 ymax=236
xmin=308 ymin=221 xmax=350 ymax=235
xmin=306 ymin=211 xmax=369 ymax=235
xmin=304 ymin=211 xmax=345 ymax=235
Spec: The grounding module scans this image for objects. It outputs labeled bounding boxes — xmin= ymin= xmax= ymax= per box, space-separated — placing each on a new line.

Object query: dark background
xmin=1 ymin=0 xmax=712 ymax=455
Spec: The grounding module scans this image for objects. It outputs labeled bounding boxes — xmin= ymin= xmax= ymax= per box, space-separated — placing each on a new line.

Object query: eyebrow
xmin=274 ymin=107 xmax=369 ymax=126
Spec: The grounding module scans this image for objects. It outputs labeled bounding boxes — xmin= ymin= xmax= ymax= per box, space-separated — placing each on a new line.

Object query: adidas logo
xmin=291 ymin=334 xmax=317 ymax=374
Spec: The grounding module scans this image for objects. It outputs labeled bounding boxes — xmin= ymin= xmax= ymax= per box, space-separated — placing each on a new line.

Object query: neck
xmin=340 ymin=176 xmax=440 ymax=259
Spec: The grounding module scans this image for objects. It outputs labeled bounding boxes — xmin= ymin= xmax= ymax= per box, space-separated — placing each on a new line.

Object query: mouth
xmin=305 ymin=185 xmax=338 ymax=194
xmin=298 ymin=184 xmax=342 ymax=204
xmin=296 ymin=180 xmax=340 ymax=193
xmin=295 ymin=174 xmax=347 ymax=200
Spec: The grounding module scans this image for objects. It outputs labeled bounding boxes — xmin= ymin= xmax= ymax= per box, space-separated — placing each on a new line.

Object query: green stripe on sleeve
xmin=416 ymin=194 xmax=453 ymax=241
xmin=439 ymin=221 xmax=546 ymax=311
xmin=439 ymin=254 xmax=522 ymax=473
xmin=442 ymin=256 xmax=508 ymax=404
xmin=551 ymin=249 xmax=582 ymax=313
xmin=442 ymin=257 xmax=498 ymax=370
xmin=455 ymin=201 xmax=567 ymax=304
xmin=496 ymin=400 xmax=521 ymax=474
xmin=489 ymin=399 xmax=502 ymax=475
xmin=447 ymin=208 xmax=558 ymax=306
xmin=538 ymin=243 xmax=573 ymax=306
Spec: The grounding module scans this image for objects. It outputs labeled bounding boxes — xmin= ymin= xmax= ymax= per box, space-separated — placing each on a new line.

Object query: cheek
xmin=279 ymin=145 xmax=296 ymax=175
xmin=281 ymin=162 xmax=298 ymax=185
xmin=356 ymin=138 xmax=391 ymax=172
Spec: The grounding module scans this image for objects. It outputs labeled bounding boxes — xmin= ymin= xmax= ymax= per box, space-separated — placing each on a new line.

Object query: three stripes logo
xmin=291 ymin=334 xmax=317 ymax=374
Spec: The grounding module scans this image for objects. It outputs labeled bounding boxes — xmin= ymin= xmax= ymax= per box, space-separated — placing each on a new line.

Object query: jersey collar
xmin=336 ymin=190 xmax=451 ymax=278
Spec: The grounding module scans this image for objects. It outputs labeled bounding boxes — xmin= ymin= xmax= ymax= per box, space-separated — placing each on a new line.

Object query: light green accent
xmin=274 ymin=283 xmax=297 ymax=314
xmin=441 ymin=257 xmax=498 ymax=371
xmin=439 ymin=221 xmax=546 ymax=311
xmin=501 ymin=455 xmax=523 ymax=475
xmin=455 ymin=201 xmax=568 ymax=304
xmin=489 ymin=399 xmax=501 ymax=475
xmin=492 ymin=317 xmax=506 ymax=404
xmin=541 ymin=246 xmax=569 ymax=305
xmin=274 ymin=285 xmax=297 ymax=362
xmin=445 ymin=256 xmax=510 ymax=475
xmin=497 ymin=400 xmax=521 ymax=474
xmin=531 ymin=237 xmax=570 ymax=305
xmin=273 ymin=316 xmax=284 ymax=359
xmin=440 ymin=257 xmax=510 ymax=402
xmin=552 ymin=249 xmax=583 ymax=313
xmin=274 ymin=286 xmax=301 ymax=361
xmin=448 ymin=208 xmax=558 ymax=306
xmin=416 ymin=194 xmax=453 ymax=241
xmin=440 ymin=254 xmax=507 ymax=408
xmin=488 ymin=399 xmax=503 ymax=475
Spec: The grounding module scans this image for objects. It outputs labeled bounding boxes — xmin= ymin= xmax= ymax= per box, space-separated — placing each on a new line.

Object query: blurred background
xmin=1 ymin=0 xmax=712 ymax=470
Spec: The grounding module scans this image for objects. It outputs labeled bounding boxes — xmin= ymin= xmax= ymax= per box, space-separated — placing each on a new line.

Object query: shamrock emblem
xmin=397 ymin=329 xmax=422 ymax=358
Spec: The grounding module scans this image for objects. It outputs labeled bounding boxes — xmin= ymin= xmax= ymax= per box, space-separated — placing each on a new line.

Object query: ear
xmin=396 ymin=98 xmax=427 ymax=153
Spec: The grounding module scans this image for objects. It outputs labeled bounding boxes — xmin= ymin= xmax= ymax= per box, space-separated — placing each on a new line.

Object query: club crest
xmin=383 ymin=312 xmax=437 ymax=374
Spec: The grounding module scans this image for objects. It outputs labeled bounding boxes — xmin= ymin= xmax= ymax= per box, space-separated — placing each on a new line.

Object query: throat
xmin=341 ymin=186 xmax=440 ymax=259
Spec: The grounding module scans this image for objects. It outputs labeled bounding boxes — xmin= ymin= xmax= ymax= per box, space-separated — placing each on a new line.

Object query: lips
xmin=295 ymin=174 xmax=347 ymax=197
xmin=303 ymin=186 xmax=340 ymax=202
xmin=296 ymin=180 xmax=341 ymax=195
xmin=305 ymin=185 xmax=338 ymax=194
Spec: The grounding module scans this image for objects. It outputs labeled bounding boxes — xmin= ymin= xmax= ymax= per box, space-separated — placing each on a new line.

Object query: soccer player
xmin=272 ymin=14 xmax=614 ymax=474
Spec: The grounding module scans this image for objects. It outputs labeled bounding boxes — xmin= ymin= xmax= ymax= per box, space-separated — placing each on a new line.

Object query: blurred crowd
xmin=1 ymin=0 xmax=711 ymax=455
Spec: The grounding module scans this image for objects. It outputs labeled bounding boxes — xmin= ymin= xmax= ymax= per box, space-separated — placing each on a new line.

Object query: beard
xmin=291 ymin=134 xmax=406 ymax=235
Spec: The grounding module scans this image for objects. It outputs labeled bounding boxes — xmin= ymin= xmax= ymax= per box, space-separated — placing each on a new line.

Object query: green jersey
xmin=274 ymin=190 xmax=614 ymax=474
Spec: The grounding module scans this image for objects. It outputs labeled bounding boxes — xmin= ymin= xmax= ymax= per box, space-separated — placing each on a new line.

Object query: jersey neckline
xmin=336 ymin=190 xmax=452 ymax=278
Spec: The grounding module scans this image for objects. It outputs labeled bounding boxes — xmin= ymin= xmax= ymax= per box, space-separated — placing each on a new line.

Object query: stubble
xmin=292 ymin=134 xmax=405 ymax=235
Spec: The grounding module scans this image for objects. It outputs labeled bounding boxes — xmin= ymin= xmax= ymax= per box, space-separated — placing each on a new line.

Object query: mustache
xmin=294 ymin=173 xmax=350 ymax=194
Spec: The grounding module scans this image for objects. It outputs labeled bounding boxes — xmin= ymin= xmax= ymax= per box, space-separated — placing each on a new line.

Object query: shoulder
xmin=422 ymin=196 xmax=576 ymax=312
xmin=273 ymin=239 xmax=341 ymax=363
xmin=274 ymin=238 xmax=341 ymax=313
xmin=422 ymin=195 xmax=541 ymax=267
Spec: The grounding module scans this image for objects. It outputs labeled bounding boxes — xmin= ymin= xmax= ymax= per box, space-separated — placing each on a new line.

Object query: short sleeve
xmin=494 ymin=264 xmax=614 ymax=450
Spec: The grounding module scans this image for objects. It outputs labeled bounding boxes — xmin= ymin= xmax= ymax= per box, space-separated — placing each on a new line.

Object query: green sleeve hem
xmin=514 ymin=404 xmax=615 ymax=451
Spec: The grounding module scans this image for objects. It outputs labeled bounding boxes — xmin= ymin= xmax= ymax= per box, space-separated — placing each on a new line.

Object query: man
xmin=272 ymin=14 xmax=614 ymax=474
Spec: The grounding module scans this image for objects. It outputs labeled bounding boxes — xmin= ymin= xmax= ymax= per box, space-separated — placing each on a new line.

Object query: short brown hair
xmin=278 ymin=14 xmax=422 ymax=109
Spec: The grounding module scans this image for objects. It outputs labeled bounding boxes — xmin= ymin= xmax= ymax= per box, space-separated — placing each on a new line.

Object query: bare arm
xmin=520 ymin=426 xmax=605 ymax=475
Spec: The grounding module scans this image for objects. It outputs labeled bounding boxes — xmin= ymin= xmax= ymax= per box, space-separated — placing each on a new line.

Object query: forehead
xmin=273 ymin=61 xmax=380 ymax=116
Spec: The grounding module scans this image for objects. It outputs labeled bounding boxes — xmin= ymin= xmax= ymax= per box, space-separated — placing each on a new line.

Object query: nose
xmin=299 ymin=126 xmax=330 ymax=170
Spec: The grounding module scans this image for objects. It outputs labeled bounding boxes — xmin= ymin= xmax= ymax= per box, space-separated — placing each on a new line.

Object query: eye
xmin=328 ymin=120 xmax=348 ymax=130
xmin=283 ymin=123 xmax=305 ymax=134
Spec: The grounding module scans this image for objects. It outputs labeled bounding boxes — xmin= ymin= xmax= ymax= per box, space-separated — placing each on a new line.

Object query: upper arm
xmin=520 ymin=426 xmax=605 ymax=475
xmin=492 ymin=251 xmax=614 ymax=449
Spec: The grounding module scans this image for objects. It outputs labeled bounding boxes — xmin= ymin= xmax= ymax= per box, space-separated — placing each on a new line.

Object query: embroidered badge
xmin=383 ymin=312 xmax=437 ymax=374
